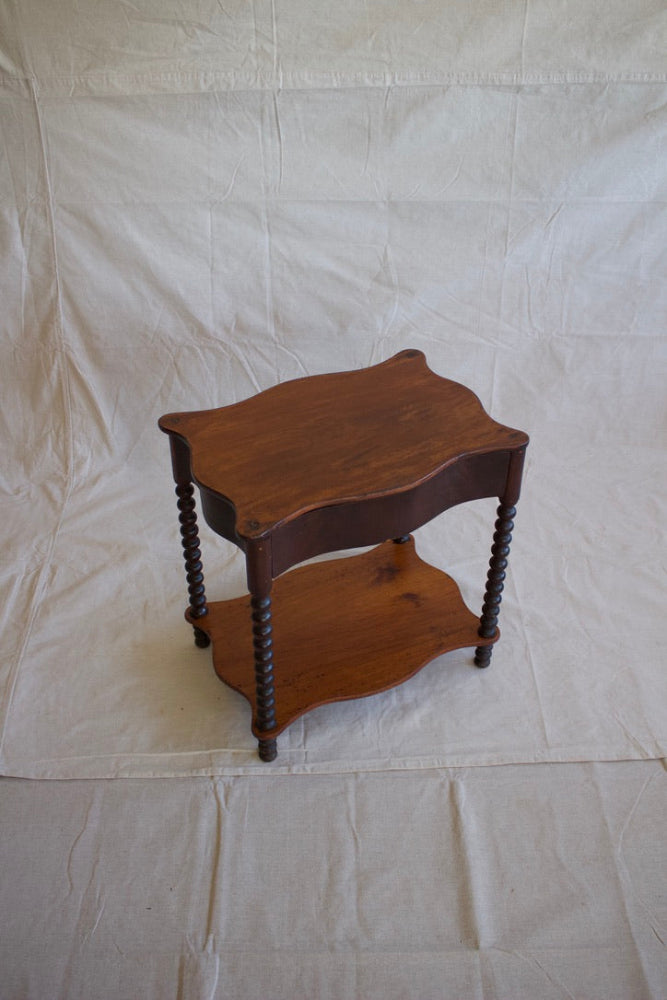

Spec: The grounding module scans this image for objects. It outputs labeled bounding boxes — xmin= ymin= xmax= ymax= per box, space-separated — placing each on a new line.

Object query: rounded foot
xmin=474 ymin=645 xmax=493 ymax=668
xmin=258 ymin=738 xmax=278 ymax=762
xmin=193 ymin=626 xmax=210 ymax=648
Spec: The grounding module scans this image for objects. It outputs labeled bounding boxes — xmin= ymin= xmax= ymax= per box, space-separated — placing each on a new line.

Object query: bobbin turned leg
xmin=251 ymin=593 xmax=277 ymax=761
xmin=175 ymin=481 xmax=210 ymax=647
xmin=475 ymin=502 xmax=516 ymax=668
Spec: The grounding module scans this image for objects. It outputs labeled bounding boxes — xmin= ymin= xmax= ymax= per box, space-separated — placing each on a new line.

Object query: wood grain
xmin=187 ymin=538 xmax=497 ymax=740
xmin=160 ymin=349 xmax=528 ymax=541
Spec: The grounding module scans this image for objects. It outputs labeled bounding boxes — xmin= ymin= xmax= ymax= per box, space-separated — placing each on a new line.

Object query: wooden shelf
xmin=187 ymin=538 xmax=497 ymax=739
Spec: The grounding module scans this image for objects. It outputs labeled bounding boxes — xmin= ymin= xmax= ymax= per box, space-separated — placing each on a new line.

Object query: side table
xmin=159 ymin=349 xmax=528 ymax=761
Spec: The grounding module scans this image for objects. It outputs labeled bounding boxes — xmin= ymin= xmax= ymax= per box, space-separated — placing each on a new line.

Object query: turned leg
xmin=175 ymin=481 xmax=210 ymax=647
xmin=475 ymin=502 xmax=516 ymax=668
xmin=251 ymin=594 xmax=277 ymax=761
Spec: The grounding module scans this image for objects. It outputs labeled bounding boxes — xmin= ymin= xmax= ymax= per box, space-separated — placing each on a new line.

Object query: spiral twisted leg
xmin=474 ymin=502 xmax=516 ymax=668
xmin=175 ymin=481 xmax=210 ymax=647
xmin=251 ymin=594 xmax=277 ymax=761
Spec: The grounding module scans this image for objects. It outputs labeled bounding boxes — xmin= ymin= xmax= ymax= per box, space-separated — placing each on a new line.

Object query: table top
xmin=159 ymin=349 xmax=528 ymax=539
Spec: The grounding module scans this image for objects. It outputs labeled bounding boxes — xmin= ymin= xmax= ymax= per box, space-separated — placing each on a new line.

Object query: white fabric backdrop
xmin=1 ymin=3 xmax=666 ymax=998
xmin=1 ymin=760 xmax=665 ymax=1000
xmin=1 ymin=0 xmax=665 ymax=778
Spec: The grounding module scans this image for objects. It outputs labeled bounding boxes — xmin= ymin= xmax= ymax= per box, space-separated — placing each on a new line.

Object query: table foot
xmin=193 ymin=625 xmax=211 ymax=648
xmin=474 ymin=645 xmax=493 ymax=668
xmin=258 ymin=737 xmax=278 ymax=762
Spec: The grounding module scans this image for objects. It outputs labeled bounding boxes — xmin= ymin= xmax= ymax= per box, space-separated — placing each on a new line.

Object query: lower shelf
xmin=188 ymin=537 xmax=496 ymax=740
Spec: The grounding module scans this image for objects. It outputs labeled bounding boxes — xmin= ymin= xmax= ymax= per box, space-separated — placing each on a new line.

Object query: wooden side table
xmin=159 ymin=349 xmax=528 ymax=761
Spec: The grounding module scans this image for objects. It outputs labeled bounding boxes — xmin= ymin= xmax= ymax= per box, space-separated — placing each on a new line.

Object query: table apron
xmin=270 ymin=449 xmax=513 ymax=577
